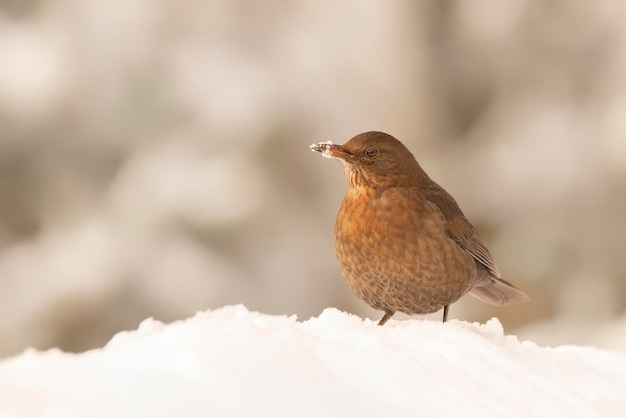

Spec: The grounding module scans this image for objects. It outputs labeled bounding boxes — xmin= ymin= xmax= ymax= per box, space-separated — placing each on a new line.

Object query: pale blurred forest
xmin=1 ymin=0 xmax=625 ymax=357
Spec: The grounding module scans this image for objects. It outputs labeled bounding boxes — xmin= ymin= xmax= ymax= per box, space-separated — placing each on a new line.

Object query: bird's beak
xmin=309 ymin=142 xmax=352 ymax=160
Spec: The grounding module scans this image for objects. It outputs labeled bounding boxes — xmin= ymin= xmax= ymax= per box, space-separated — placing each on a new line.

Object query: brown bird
xmin=310 ymin=131 xmax=529 ymax=325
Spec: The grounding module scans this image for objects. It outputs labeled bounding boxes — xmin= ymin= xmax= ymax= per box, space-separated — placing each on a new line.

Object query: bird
xmin=310 ymin=131 xmax=529 ymax=325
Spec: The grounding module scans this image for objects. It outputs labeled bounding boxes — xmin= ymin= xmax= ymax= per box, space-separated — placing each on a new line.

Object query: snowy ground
xmin=1 ymin=306 xmax=625 ymax=418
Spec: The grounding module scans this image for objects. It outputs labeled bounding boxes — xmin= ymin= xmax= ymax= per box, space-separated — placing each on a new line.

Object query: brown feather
xmin=421 ymin=180 xmax=502 ymax=278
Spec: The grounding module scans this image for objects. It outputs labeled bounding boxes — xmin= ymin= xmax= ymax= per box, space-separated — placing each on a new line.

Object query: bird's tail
xmin=469 ymin=277 xmax=529 ymax=306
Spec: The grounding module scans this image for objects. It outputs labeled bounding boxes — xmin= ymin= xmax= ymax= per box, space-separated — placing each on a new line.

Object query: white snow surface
xmin=1 ymin=306 xmax=625 ymax=418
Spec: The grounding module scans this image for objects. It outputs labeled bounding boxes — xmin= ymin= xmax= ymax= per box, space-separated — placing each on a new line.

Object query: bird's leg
xmin=442 ymin=305 xmax=449 ymax=322
xmin=378 ymin=311 xmax=394 ymax=326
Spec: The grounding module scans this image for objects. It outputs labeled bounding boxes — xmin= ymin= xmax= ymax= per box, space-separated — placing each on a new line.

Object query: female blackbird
xmin=310 ymin=131 xmax=528 ymax=325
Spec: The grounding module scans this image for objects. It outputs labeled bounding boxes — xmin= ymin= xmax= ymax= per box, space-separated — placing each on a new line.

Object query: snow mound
xmin=1 ymin=305 xmax=625 ymax=418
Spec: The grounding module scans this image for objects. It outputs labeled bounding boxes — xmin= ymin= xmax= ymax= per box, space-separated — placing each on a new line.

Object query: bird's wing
xmin=421 ymin=182 xmax=502 ymax=279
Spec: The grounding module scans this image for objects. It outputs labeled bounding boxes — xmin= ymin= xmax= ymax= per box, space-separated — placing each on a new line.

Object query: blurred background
xmin=1 ymin=0 xmax=625 ymax=357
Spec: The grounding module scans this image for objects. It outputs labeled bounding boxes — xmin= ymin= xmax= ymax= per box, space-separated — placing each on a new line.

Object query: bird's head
xmin=310 ymin=131 xmax=425 ymax=189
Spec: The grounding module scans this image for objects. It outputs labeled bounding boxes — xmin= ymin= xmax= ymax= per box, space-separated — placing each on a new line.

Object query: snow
xmin=310 ymin=141 xmax=335 ymax=159
xmin=1 ymin=306 xmax=626 ymax=418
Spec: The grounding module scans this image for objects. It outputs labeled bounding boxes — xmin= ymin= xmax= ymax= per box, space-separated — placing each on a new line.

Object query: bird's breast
xmin=336 ymin=187 xmax=444 ymax=240
xmin=334 ymin=186 xmax=477 ymax=314
xmin=335 ymin=189 xmax=444 ymax=272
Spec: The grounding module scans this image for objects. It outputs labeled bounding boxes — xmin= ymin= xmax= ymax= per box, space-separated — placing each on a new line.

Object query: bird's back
xmin=419 ymin=178 xmax=529 ymax=305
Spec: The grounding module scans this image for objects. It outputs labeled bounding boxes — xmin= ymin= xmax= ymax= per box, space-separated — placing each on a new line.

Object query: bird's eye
xmin=366 ymin=148 xmax=378 ymax=158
